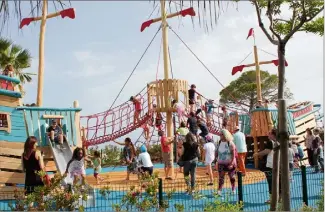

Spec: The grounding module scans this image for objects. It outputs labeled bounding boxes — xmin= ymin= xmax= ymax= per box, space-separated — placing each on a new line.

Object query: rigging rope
xmin=168 ymin=45 xmax=174 ymax=79
xmin=258 ymin=48 xmax=277 ymax=57
xmin=90 ymin=26 xmax=162 ymax=141
xmin=156 ymin=36 xmax=163 ymax=81
xmin=168 ymin=26 xmax=248 ymax=112
xmin=237 ymin=51 xmax=252 ymax=65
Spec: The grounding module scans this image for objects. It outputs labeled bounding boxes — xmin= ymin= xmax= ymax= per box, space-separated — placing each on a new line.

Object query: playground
xmin=0 ymin=1 xmax=324 ymax=212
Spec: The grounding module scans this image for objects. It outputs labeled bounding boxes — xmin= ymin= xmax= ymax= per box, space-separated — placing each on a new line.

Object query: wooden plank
xmin=295 ymin=113 xmax=315 ymax=127
xmin=296 ymin=120 xmax=316 ymax=135
xmin=0 ymin=186 xmax=25 ymax=200
xmin=0 ymin=171 xmax=25 ymax=184
xmin=24 ymin=110 xmax=34 ymax=137
xmin=31 ymin=110 xmax=41 ymax=145
xmin=0 ymin=141 xmax=24 ymax=149
xmin=0 ymin=95 xmax=20 ymax=107
xmin=0 ymin=147 xmax=23 ymax=157
xmin=70 ymin=111 xmax=77 ymax=146
xmin=65 ymin=111 xmax=73 ymax=145
xmin=42 ymin=114 xmax=64 ymax=119
xmin=0 ymin=161 xmax=22 ymax=170
xmin=0 ymin=156 xmax=21 ymax=164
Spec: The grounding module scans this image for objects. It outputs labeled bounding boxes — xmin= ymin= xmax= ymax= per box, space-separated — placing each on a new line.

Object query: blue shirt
xmin=233 ymin=131 xmax=247 ymax=153
xmin=206 ymin=103 xmax=216 ymax=114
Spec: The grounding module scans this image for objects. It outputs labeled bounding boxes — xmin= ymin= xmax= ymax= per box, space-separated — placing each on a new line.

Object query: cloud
xmin=65 ymin=51 xmax=116 ymax=78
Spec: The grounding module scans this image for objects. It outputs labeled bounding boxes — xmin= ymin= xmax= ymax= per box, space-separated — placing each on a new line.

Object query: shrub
xmin=9 ymin=171 xmax=91 ymax=211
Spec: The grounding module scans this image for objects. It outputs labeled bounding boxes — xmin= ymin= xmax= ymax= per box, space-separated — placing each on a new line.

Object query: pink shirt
xmin=161 ymin=136 xmax=171 ymax=153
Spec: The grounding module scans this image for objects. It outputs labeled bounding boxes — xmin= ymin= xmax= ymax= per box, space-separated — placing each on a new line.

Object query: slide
xmin=49 ymin=140 xmax=74 ymax=185
xmin=49 ymin=140 xmax=96 ymax=207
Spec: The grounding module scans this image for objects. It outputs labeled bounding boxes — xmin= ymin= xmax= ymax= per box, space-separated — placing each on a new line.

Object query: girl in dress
xmin=172 ymin=99 xmax=186 ymax=123
xmin=65 ymin=147 xmax=93 ymax=186
xmin=92 ymin=151 xmax=104 ymax=185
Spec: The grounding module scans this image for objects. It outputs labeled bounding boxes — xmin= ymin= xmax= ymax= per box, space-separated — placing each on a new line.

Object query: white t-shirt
xmin=204 ymin=142 xmax=216 ymax=164
xmin=138 ymin=152 xmax=153 ymax=167
xmin=288 ymin=148 xmax=295 ymax=163
xmin=266 ymin=140 xmax=275 ymax=168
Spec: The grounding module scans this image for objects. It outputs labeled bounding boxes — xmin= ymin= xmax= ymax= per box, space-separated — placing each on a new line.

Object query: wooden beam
xmin=42 ymin=114 xmax=64 ymax=119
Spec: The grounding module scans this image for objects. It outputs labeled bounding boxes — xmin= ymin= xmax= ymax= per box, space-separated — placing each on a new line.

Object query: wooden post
xmin=160 ymin=0 xmax=174 ymax=177
xmin=36 ymin=0 xmax=48 ymax=106
xmin=253 ymin=45 xmax=262 ymax=107
xmin=74 ymin=100 xmax=82 ymax=147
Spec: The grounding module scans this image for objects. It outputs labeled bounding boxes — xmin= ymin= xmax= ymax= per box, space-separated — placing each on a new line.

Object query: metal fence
xmin=0 ymin=166 xmax=323 ymax=211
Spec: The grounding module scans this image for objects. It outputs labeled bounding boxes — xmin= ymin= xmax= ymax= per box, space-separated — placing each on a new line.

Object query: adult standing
xmin=216 ymin=129 xmax=237 ymax=195
xmin=312 ymin=128 xmax=322 ymax=172
xmin=182 ymin=132 xmax=200 ymax=194
xmin=254 ymin=129 xmax=277 ymax=204
xmin=233 ymin=126 xmax=247 ymax=176
xmin=22 ymin=136 xmax=45 ymax=195
xmin=187 ymin=112 xmax=198 ymax=135
xmin=305 ymin=128 xmax=315 ymax=166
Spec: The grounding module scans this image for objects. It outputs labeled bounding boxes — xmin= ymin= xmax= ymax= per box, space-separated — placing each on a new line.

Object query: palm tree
xmin=0 ymin=38 xmax=35 ymax=90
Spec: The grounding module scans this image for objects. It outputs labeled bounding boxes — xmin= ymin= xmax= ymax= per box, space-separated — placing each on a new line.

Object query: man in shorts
xmin=47 ymin=120 xmax=65 ymax=149
xmin=158 ymin=130 xmax=175 ymax=180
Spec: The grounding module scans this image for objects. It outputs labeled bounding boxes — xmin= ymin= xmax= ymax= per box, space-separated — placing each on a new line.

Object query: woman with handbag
xmin=181 ymin=132 xmax=200 ymax=194
xmin=216 ymin=129 xmax=237 ymax=196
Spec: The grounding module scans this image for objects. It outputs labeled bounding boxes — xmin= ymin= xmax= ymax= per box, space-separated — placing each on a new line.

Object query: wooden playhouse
xmin=0 ymin=74 xmax=82 ymax=199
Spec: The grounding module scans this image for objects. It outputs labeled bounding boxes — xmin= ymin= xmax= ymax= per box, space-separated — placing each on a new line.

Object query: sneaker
xmin=207 ymin=182 xmax=213 ymax=186
xmin=265 ymin=199 xmax=271 ymax=204
xmin=232 ymin=190 xmax=236 ymax=194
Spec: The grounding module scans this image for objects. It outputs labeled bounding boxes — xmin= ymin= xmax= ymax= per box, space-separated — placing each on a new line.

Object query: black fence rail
xmin=0 ymin=166 xmax=323 ymax=211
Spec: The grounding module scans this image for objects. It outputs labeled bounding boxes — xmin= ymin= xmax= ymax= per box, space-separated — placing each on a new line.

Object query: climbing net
xmin=81 ymin=24 xmax=254 ymax=148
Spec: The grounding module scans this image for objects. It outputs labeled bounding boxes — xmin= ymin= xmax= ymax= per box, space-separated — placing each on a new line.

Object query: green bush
xmin=9 ymin=171 xmax=90 ymax=211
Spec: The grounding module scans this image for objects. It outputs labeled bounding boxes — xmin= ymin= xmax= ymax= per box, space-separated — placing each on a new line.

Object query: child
xmin=172 ymin=99 xmax=186 ymax=123
xmin=141 ymin=118 xmax=150 ymax=142
xmin=203 ymin=134 xmax=215 ymax=186
xmin=92 ymin=151 xmax=103 ymax=185
xmin=137 ymin=145 xmax=154 ymax=176
xmin=221 ymin=106 xmax=229 ymax=128
xmin=130 ymin=96 xmax=142 ymax=124
xmin=188 ymin=84 xmax=196 ymax=113
xmin=297 ymin=143 xmax=304 ymax=165
xmin=288 ymin=143 xmax=295 ymax=180
xmin=205 ymin=99 xmax=216 ymax=126
xmin=113 ymin=138 xmax=137 ymax=181
xmin=65 ymin=147 xmax=93 ymax=186
xmin=155 ymin=112 xmax=163 ymax=131
xmin=176 ymin=122 xmax=189 ymax=173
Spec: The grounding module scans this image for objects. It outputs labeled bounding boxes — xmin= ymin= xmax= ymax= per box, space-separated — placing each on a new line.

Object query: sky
xmin=2 ymin=1 xmax=323 ymax=147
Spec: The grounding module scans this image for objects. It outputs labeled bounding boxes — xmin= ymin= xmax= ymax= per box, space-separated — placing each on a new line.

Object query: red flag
xmin=246 ymin=28 xmax=254 ymax=40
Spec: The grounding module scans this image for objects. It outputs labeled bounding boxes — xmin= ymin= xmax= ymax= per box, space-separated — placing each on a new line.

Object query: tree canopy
xmin=0 ymin=38 xmax=35 ymax=88
xmin=219 ymin=70 xmax=293 ymax=111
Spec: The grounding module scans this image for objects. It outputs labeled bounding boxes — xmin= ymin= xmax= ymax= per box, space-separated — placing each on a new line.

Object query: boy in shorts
xmin=158 ymin=130 xmax=175 ymax=180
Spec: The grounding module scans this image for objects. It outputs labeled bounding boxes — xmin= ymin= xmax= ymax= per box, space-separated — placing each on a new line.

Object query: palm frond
xmin=9 ymin=44 xmax=22 ymax=58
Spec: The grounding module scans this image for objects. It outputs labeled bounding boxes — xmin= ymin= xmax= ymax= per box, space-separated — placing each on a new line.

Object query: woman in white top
xmin=138 ymin=145 xmax=154 ymax=175
xmin=305 ymin=128 xmax=315 ymax=166
xmin=203 ymin=134 xmax=215 ymax=186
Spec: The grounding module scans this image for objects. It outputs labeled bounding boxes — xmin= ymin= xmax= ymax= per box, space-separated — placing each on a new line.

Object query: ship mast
xmin=160 ymin=0 xmax=174 ymax=177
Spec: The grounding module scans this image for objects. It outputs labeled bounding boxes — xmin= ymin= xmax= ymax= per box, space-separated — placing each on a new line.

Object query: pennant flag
xmin=232 ymin=65 xmax=246 ymax=75
xmin=246 ymin=28 xmax=254 ymax=40
xmin=272 ymin=59 xmax=289 ymax=67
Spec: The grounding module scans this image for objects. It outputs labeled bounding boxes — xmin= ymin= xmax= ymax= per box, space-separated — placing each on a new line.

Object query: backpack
xmin=216 ymin=140 xmax=238 ymax=159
